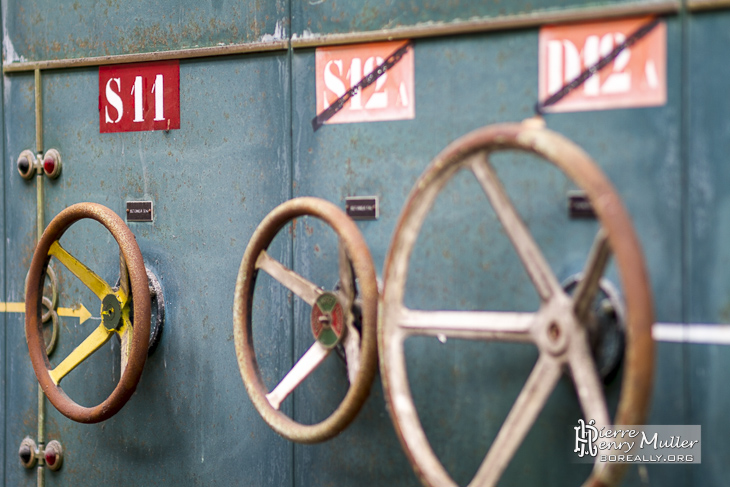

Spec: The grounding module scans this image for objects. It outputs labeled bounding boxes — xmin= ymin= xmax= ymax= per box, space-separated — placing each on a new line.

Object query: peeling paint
xmin=2 ymin=5 xmax=25 ymax=65
xmin=261 ymin=18 xmax=286 ymax=42
xmin=291 ymin=29 xmax=317 ymax=40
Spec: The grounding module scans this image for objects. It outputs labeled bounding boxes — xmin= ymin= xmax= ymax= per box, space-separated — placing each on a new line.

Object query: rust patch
xmin=17 ymin=7 xmax=259 ymax=61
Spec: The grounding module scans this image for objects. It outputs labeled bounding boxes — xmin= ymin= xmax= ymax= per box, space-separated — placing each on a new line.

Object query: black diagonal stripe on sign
xmin=312 ymin=41 xmax=413 ymax=132
xmin=536 ymin=17 xmax=661 ymax=114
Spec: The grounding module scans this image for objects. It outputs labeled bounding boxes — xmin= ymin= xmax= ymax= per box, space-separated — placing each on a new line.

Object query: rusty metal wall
xmin=686 ymin=9 xmax=730 ymax=486
xmin=3 ymin=0 xmax=287 ymax=61
xmin=291 ymin=0 xmax=667 ymax=38
xmin=0 ymin=0 xmax=726 ymax=486
xmin=0 ymin=27 xmax=5 ymax=485
xmin=3 ymin=55 xmax=294 ymax=485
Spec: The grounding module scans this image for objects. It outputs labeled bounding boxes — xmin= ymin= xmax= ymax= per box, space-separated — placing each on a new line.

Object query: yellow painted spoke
xmin=115 ymin=287 xmax=130 ymax=309
xmin=49 ymin=241 xmax=113 ymax=299
xmin=49 ymin=323 xmax=114 ymax=385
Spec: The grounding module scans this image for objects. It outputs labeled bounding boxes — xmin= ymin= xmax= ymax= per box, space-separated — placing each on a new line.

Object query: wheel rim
xmin=25 ymin=202 xmax=151 ymax=423
xmin=234 ymin=197 xmax=379 ymax=443
xmin=379 ymin=123 xmax=654 ymax=487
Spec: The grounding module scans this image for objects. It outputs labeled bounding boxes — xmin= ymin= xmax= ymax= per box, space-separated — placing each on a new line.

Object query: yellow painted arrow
xmin=58 ymin=304 xmax=92 ymax=324
xmin=0 ymin=302 xmax=92 ymax=324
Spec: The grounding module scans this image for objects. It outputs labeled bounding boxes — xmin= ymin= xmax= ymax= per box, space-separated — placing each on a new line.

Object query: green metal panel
xmin=290 ymin=19 xmax=685 ymax=486
xmin=3 ymin=0 xmax=287 ymax=62
xmin=3 ymin=70 xmax=37 ymax=486
xmin=541 ymin=16 xmax=689 ymax=485
xmin=3 ymin=54 xmax=293 ymax=485
xmin=0 ymin=7 xmax=6 ymax=482
xmin=687 ymin=9 xmax=730 ymax=487
xmin=292 ymin=0 xmax=673 ymax=38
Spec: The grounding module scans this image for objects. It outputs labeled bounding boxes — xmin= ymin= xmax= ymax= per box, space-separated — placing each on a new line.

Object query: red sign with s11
xmin=99 ymin=60 xmax=180 ymax=133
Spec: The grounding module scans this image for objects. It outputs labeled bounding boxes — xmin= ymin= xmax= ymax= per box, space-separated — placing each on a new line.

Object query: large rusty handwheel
xmin=234 ymin=197 xmax=378 ymax=443
xmin=26 ymin=203 xmax=151 ymax=423
xmin=379 ymin=122 xmax=654 ymax=487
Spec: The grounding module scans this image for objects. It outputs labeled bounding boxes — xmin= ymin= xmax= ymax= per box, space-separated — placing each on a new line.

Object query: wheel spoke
xmin=343 ymin=319 xmax=362 ymax=384
xmin=338 ymin=241 xmax=361 ymax=383
xmin=117 ymin=315 xmax=133 ymax=377
xmin=568 ymin=331 xmax=611 ymax=431
xmin=266 ymin=341 xmax=331 ymax=410
xmin=49 ymin=323 xmax=115 ymax=385
xmin=49 ymin=241 xmax=113 ymax=300
xmin=398 ymin=308 xmax=534 ymax=343
xmin=471 ymin=354 xmax=563 ymax=487
xmin=573 ymin=229 xmax=612 ymax=322
xmin=338 ymin=241 xmax=356 ymax=306
xmin=118 ymin=250 xmax=130 ymax=307
xmin=470 ymin=154 xmax=562 ymax=302
xmin=256 ymin=250 xmax=322 ymax=307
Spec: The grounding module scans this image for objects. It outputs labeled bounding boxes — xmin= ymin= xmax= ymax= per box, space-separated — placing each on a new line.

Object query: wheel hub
xmin=101 ymin=294 xmax=122 ymax=330
xmin=310 ymin=292 xmax=345 ymax=348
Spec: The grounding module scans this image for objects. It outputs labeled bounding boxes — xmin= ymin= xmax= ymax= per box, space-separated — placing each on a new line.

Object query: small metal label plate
xmin=568 ymin=191 xmax=595 ymax=219
xmin=346 ymin=196 xmax=379 ymax=220
xmin=126 ymin=201 xmax=154 ymax=222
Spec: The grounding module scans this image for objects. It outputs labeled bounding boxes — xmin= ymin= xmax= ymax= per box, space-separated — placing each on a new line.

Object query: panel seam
xmin=286 ymin=1 xmax=296 ymax=486
xmin=679 ymin=5 xmax=692 ymax=487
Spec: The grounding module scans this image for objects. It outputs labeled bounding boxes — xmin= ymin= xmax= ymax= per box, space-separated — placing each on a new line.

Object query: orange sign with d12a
xmin=315 ymin=41 xmax=415 ymax=125
xmin=538 ymin=17 xmax=666 ymax=113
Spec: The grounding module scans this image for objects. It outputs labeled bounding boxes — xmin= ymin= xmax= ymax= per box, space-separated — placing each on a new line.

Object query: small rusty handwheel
xmin=234 ymin=197 xmax=378 ymax=443
xmin=26 ymin=203 xmax=151 ymax=423
xmin=379 ymin=122 xmax=654 ymax=487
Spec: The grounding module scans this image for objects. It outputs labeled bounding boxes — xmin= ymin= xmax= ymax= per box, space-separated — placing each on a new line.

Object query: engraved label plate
xmin=568 ymin=191 xmax=595 ymax=219
xmin=345 ymin=196 xmax=379 ymax=220
xmin=126 ymin=201 xmax=154 ymax=222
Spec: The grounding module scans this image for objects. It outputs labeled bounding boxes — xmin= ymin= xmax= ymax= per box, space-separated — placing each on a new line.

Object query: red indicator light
xmin=44 ymin=450 xmax=56 ymax=466
xmin=43 ymin=440 xmax=63 ymax=471
xmin=41 ymin=149 xmax=62 ymax=178
xmin=43 ymin=158 xmax=55 ymax=175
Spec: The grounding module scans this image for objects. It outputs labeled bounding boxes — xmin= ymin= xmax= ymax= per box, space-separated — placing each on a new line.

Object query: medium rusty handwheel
xmin=26 ymin=203 xmax=151 ymax=423
xmin=234 ymin=197 xmax=378 ymax=443
xmin=379 ymin=122 xmax=654 ymax=487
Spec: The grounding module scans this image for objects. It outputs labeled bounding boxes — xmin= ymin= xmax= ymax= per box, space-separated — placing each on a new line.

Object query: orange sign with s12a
xmin=315 ymin=41 xmax=414 ymax=125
